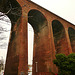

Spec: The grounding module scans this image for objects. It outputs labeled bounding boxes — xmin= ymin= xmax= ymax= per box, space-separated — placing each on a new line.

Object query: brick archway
xmin=28 ymin=9 xmax=49 ymax=75
xmin=68 ymin=27 xmax=75 ymax=52
xmin=52 ymin=20 xmax=69 ymax=55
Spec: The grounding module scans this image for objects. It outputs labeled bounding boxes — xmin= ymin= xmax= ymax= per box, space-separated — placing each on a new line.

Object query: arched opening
xmin=68 ymin=27 xmax=75 ymax=52
xmin=52 ymin=20 xmax=67 ymax=54
xmin=0 ymin=12 xmax=11 ymax=74
xmin=28 ymin=10 xmax=47 ymax=33
xmin=28 ymin=9 xmax=48 ymax=74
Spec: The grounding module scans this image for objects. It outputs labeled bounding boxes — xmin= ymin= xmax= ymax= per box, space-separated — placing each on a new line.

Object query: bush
xmin=53 ymin=53 xmax=75 ymax=75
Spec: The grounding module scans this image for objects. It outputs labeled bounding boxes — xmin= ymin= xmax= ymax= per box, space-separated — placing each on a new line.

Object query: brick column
xmin=18 ymin=13 xmax=28 ymax=75
xmin=49 ymin=21 xmax=58 ymax=73
xmin=64 ymin=27 xmax=72 ymax=54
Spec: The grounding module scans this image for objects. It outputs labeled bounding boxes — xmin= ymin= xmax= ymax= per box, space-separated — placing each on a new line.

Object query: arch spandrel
xmin=17 ymin=0 xmax=28 ymax=7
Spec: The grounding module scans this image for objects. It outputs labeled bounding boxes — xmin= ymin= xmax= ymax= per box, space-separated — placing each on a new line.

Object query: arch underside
xmin=68 ymin=27 xmax=75 ymax=52
xmin=52 ymin=20 xmax=69 ymax=55
xmin=28 ymin=10 xmax=47 ymax=33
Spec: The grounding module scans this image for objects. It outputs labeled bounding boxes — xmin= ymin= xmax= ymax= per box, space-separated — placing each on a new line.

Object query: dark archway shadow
xmin=28 ymin=10 xmax=48 ymax=34
xmin=68 ymin=27 xmax=75 ymax=53
xmin=52 ymin=20 xmax=68 ymax=55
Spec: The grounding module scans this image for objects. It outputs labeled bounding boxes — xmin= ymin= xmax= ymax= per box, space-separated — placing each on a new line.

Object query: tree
xmin=53 ymin=53 xmax=75 ymax=75
xmin=0 ymin=57 xmax=4 ymax=72
xmin=0 ymin=0 xmax=33 ymax=49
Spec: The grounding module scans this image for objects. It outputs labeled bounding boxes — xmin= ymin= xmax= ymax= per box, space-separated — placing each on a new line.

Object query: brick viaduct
xmin=0 ymin=0 xmax=75 ymax=75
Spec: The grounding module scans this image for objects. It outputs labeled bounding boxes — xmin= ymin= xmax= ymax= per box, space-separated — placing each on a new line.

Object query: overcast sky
xmin=0 ymin=0 xmax=75 ymax=64
xmin=31 ymin=0 xmax=75 ymax=25
xmin=0 ymin=15 xmax=11 ymax=63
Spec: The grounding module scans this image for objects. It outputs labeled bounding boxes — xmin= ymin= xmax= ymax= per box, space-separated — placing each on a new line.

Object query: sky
xmin=0 ymin=14 xmax=11 ymax=63
xmin=31 ymin=0 xmax=75 ymax=24
xmin=0 ymin=0 xmax=75 ymax=65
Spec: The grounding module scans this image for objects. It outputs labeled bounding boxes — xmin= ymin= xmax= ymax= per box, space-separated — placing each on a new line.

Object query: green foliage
xmin=53 ymin=53 xmax=75 ymax=75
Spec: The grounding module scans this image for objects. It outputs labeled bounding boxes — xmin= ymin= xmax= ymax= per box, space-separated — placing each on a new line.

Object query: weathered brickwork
xmin=0 ymin=0 xmax=75 ymax=75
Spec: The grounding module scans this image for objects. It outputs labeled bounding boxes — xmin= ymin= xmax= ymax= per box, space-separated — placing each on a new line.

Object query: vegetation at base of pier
xmin=53 ymin=53 xmax=75 ymax=75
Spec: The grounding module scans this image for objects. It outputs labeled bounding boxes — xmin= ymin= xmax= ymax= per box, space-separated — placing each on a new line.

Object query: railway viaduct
xmin=0 ymin=0 xmax=75 ymax=75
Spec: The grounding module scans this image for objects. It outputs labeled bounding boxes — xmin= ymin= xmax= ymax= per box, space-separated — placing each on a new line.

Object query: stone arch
xmin=28 ymin=9 xmax=48 ymax=34
xmin=28 ymin=9 xmax=49 ymax=74
xmin=68 ymin=27 xmax=75 ymax=52
xmin=52 ymin=20 xmax=68 ymax=54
